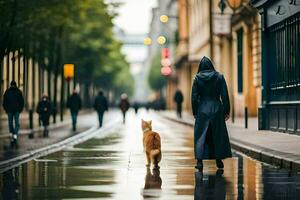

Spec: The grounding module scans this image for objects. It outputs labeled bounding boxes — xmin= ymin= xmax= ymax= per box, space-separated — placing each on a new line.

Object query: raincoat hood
xmin=196 ymin=56 xmax=217 ymax=81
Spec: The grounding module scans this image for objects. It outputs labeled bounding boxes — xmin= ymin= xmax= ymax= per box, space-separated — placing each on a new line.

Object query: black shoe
xmin=195 ymin=160 xmax=203 ymax=171
xmin=216 ymin=159 xmax=224 ymax=169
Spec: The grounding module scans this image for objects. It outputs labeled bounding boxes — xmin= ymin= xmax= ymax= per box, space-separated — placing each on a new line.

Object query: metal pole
xmin=28 ymin=109 xmax=34 ymax=138
xmin=245 ymin=107 xmax=248 ymax=129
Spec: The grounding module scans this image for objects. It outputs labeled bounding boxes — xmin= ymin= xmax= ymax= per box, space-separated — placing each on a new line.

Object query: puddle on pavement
xmin=1 ymin=118 xmax=300 ymax=200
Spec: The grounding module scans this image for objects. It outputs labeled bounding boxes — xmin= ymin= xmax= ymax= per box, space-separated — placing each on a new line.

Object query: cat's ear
xmin=141 ymin=119 xmax=144 ymax=123
xmin=149 ymin=120 xmax=152 ymax=125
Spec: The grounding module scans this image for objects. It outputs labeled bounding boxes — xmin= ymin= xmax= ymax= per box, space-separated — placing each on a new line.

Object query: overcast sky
xmin=113 ymin=0 xmax=158 ymax=34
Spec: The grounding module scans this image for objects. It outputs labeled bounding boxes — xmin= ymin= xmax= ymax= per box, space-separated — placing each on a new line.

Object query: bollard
xmin=231 ymin=108 xmax=235 ymax=123
xmin=245 ymin=107 xmax=248 ymax=129
xmin=28 ymin=109 xmax=34 ymax=138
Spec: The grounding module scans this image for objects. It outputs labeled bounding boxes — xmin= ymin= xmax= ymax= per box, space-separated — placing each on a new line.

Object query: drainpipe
xmin=209 ymin=0 xmax=214 ymax=60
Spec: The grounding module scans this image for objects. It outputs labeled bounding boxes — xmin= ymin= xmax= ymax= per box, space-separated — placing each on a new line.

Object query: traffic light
xmin=161 ymin=48 xmax=172 ymax=76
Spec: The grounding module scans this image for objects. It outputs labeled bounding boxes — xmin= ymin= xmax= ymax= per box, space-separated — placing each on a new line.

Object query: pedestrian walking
xmin=133 ymin=102 xmax=139 ymax=114
xmin=37 ymin=93 xmax=53 ymax=137
xmin=173 ymin=89 xmax=184 ymax=118
xmin=191 ymin=56 xmax=232 ymax=171
xmin=94 ymin=90 xmax=108 ymax=128
xmin=67 ymin=90 xmax=82 ymax=131
xmin=118 ymin=93 xmax=130 ymax=124
xmin=2 ymin=81 xmax=24 ymax=144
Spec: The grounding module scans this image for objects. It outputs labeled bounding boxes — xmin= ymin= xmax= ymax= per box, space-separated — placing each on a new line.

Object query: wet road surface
xmin=1 ymin=110 xmax=300 ymax=199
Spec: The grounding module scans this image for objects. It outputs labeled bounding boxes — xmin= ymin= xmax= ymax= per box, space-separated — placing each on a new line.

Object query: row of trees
xmin=0 ymin=0 xmax=134 ymax=113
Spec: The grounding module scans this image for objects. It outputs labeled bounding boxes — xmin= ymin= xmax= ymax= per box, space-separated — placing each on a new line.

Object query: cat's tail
xmin=150 ymin=149 xmax=161 ymax=165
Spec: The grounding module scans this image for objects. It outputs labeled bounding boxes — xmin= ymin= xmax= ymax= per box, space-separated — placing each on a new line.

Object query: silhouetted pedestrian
xmin=94 ymin=91 xmax=108 ymax=127
xmin=2 ymin=81 xmax=24 ymax=144
xmin=37 ymin=93 xmax=53 ymax=137
xmin=173 ymin=89 xmax=184 ymax=118
xmin=192 ymin=56 xmax=232 ymax=171
xmin=119 ymin=93 xmax=130 ymax=124
xmin=67 ymin=90 xmax=82 ymax=131
xmin=133 ymin=102 xmax=139 ymax=114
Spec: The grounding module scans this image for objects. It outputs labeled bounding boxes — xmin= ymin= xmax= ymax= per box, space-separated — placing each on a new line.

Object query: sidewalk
xmin=0 ymin=110 xmax=122 ymax=172
xmin=159 ymin=110 xmax=300 ymax=171
xmin=0 ymin=109 xmax=92 ymax=138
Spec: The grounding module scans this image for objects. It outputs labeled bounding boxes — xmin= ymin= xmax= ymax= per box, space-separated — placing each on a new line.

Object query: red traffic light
xmin=161 ymin=48 xmax=170 ymax=58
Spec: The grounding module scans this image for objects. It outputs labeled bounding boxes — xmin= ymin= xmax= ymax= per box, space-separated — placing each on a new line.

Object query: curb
xmin=0 ymin=117 xmax=121 ymax=172
xmin=159 ymin=113 xmax=300 ymax=171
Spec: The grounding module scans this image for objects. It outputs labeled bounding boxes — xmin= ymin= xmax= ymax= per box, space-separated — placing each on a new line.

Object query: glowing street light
xmin=227 ymin=0 xmax=243 ymax=10
xmin=157 ymin=36 xmax=167 ymax=45
xmin=160 ymin=15 xmax=169 ymax=23
xmin=144 ymin=37 xmax=152 ymax=46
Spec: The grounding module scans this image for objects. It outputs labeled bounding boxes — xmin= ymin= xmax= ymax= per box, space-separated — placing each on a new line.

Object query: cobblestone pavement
xmin=1 ymin=110 xmax=300 ymax=199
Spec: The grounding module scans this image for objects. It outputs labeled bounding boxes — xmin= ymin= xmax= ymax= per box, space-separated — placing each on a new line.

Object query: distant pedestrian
xmin=67 ymin=90 xmax=82 ymax=131
xmin=37 ymin=93 xmax=53 ymax=137
xmin=118 ymin=93 xmax=130 ymax=124
xmin=2 ymin=81 xmax=24 ymax=144
xmin=173 ymin=89 xmax=184 ymax=118
xmin=191 ymin=56 xmax=232 ymax=171
xmin=94 ymin=90 xmax=108 ymax=127
xmin=133 ymin=102 xmax=139 ymax=114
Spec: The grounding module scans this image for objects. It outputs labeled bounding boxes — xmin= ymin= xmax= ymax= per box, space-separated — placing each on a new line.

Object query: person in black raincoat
xmin=94 ymin=90 xmax=108 ymax=127
xmin=2 ymin=81 xmax=24 ymax=143
xmin=173 ymin=89 xmax=184 ymax=118
xmin=67 ymin=90 xmax=82 ymax=131
xmin=37 ymin=94 xmax=53 ymax=137
xmin=191 ymin=56 xmax=232 ymax=171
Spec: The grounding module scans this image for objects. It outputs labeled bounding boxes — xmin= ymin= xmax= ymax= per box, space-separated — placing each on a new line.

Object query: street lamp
xmin=227 ymin=0 xmax=243 ymax=10
xmin=157 ymin=36 xmax=167 ymax=45
xmin=160 ymin=15 xmax=169 ymax=23
xmin=144 ymin=37 xmax=152 ymax=46
xmin=218 ymin=0 xmax=245 ymax=13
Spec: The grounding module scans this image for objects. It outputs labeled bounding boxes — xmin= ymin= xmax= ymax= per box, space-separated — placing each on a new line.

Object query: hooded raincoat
xmin=191 ymin=57 xmax=232 ymax=160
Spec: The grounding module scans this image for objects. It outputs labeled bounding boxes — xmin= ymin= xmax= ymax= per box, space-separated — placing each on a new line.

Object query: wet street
xmin=1 ymin=110 xmax=300 ymax=200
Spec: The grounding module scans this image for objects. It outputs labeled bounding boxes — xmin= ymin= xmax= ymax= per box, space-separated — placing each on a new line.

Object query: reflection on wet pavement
xmin=1 ymin=110 xmax=300 ymax=199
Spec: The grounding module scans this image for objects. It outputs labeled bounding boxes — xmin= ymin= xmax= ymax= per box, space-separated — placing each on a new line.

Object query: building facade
xmin=252 ymin=0 xmax=300 ymax=134
xmin=167 ymin=0 xmax=262 ymax=122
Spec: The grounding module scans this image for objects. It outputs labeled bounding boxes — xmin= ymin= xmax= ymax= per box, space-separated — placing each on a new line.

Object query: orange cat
xmin=141 ymin=119 xmax=162 ymax=168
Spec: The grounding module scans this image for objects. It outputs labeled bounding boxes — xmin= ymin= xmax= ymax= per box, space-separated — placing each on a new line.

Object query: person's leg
xmin=7 ymin=113 xmax=14 ymax=134
xmin=98 ymin=112 xmax=104 ymax=127
xmin=71 ymin=111 xmax=77 ymax=131
xmin=178 ymin=104 xmax=182 ymax=118
xmin=216 ymin=159 xmax=224 ymax=169
xmin=122 ymin=111 xmax=126 ymax=123
xmin=195 ymin=159 xmax=203 ymax=171
xmin=14 ymin=112 xmax=20 ymax=137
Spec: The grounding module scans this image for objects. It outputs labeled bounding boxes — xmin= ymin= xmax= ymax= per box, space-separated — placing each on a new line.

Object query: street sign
xmin=64 ymin=64 xmax=74 ymax=81
xmin=213 ymin=14 xmax=231 ymax=36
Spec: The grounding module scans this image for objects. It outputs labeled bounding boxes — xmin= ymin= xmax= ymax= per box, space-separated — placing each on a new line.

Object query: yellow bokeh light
xmin=157 ymin=36 xmax=166 ymax=45
xmin=144 ymin=37 xmax=152 ymax=46
xmin=160 ymin=15 xmax=169 ymax=23
xmin=64 ymin=64 xmax=74 ymax=80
